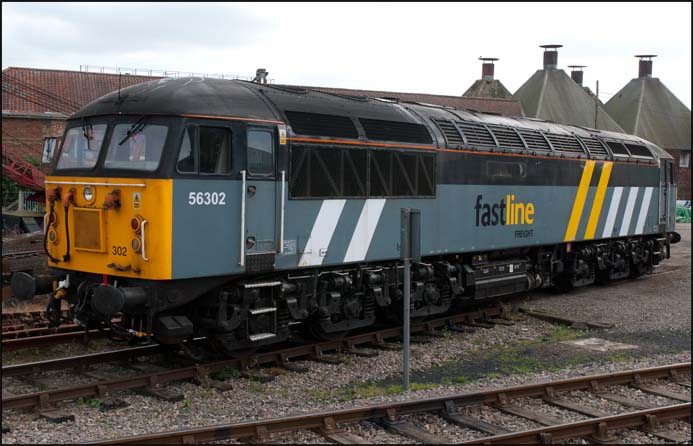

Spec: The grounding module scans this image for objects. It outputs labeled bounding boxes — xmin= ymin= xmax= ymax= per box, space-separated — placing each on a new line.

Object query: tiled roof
xmin=297 ymin=85 xmax=522 ymax=115
xmin=2 ymin=67 xmax=159 ymax=115
xmin=2 ymin=67 xmax=523 ymax=117
xmin=604 ymin=77 xmax=691 ymax=151
xmin=462 ymin=79 xmax=514 ymax=100
xmin=513 ymin=69 xmax=624 ymax=132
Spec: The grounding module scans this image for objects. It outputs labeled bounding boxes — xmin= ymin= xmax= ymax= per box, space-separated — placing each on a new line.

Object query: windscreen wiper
xmin=118 ymin=116 xmax=147 ymax=146
xmin=82 ymin=124 xmax=92 ymax=151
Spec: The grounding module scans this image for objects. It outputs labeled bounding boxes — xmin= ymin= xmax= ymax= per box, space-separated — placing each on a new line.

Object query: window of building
xmin=42 ymin=137 xmax=57 ymax=164
xmin=247 ymin=129 xmax=274 ymax=175
xmin=680 ymin=152 xmax=690 ymax=168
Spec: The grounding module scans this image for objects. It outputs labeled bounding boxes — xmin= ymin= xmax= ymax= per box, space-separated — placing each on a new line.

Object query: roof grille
xmin=625 ymin=144 xmax=653 ymax=158
xmin=432 ymin=119 xmax=464 ymax=147
xmin=455 ymin=121 xmax=497 ymax=148
xmin=359 ymin=118 xmax=432 ymax=144
xmin=487 ymin=125 xmax=526 ymax=150
xmin=578 ymin=136 xmax=608 ymax=157
xmin=545 ymin=134 xmax=586 ymax=154
xmin=517 ymin=129 xmax=552 ymax=152
xmin=606 ymin=141 xmax=630 ymax=156
xmin=285 ymin=111 xmax=358 ymax=139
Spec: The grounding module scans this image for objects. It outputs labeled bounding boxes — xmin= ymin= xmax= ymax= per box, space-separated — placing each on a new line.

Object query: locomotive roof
xmin=72 ymin=77 xmax=671 ymax=161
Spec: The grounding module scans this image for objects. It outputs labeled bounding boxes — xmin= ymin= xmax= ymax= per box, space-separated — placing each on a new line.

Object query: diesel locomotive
xmin=12 ymin=77 xmax=680 ymax=354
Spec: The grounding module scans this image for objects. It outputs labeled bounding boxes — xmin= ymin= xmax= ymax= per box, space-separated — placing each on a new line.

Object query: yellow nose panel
xmin=45 ymin=177 xmax=172 ymax=280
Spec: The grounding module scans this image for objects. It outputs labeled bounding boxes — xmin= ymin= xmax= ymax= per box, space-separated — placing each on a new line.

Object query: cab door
xmin=242 ymin=127 xmax=277 ymax=271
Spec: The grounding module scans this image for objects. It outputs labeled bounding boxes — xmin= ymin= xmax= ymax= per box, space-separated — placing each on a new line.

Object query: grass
xmin=249 ymin=381 xmax=266 ymax=393
xmin=210 ymin=367 xmax=241 ymax=381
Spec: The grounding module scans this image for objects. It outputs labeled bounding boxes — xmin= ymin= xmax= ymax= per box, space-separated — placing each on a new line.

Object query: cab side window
xmin=176 ymin=126 xmax=232 ymax=175
xmin=247 ymin=129 xmax=274 ymax=176
xmin=177 ymin=127 xmax=195 ymax=173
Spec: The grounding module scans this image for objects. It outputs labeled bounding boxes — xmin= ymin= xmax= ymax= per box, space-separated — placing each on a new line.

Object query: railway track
xmin=2 ymin=305 xmax=505 ymax=412
xmin=1 ymin=309 xmax=112 ymax=351
xmin=83 ymin=363 xmax=691 ymax=444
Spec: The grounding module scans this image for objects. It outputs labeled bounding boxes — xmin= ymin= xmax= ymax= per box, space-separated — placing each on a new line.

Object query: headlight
xmin=131 ymin=237 xmax=142 ymax=253
xmin=83 ymin=186 xmax=94 ymax=203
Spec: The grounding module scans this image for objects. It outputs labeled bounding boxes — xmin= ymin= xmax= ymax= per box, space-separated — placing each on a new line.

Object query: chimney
xmin=635 ymin=55 xmax=657 ymax=78
xmin=568 ymin=65 xmax=586 ymax=85
xmin=253 ymin=68 xmax=269 ymax=84
xmin=479 ymin=57 xmax=498 ymax=81
xmin=540 ymin=44 xmax=562 ymax=70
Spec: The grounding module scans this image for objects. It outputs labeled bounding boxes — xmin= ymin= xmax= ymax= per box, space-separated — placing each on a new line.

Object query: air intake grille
xmin=487 ymin=125 xmax=526 ymax=150
xmin=625 ymin=144 xmax=653 ymax=158
xmin=578 ymin=137 xmax=608 ymax=157
xmin=359 ymin=118 xmax=433 ymax=144
xmin=455 ymin=121 xmax=496 ymax=148
xmin=290 ymin=146 xmax=435 ymax=199
xmin=432 ymin=119 xmax=464 ymax=147
xmin=545 ymin=134 xmax=585 ymax=154
xmin=285 ymin=111 xmax=358 ymax=139
xmin=518 ymin=130 xmax=552 ymax=152
xmin=289 ymin=146 xmax=367 ymax=198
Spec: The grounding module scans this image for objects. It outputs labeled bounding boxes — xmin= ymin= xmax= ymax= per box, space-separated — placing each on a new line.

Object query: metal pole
xmin=400 ymin=209 xmax=411 ymax=390
xmin=594 ymin=80 xmax=599 ymax=128
xmin=403 ymin=256 xmax=411 ymax=390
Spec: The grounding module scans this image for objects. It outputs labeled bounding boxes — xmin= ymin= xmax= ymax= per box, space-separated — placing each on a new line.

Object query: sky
xmin=2 ymin=2 xmax=691 ymax=109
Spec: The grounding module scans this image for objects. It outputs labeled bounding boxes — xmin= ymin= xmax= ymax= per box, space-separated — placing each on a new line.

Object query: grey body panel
xmin=171 ymin=179 xmax=663 ymax=279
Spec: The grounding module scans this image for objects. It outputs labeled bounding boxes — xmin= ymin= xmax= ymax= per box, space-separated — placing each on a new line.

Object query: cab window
xmin=104 ymin=123 xmax=168 ymax=171
xmin=55 ymin=124 xmax=107 ymax=170
xmin=247 ymin=129 xmax=274 ymax=175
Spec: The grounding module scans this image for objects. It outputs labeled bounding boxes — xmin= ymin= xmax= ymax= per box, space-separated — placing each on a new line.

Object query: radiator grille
xmin=518 ymin=130 xmax=552 ymax=152
xmin=455 ymin=121 xmax=496 ymax=148
xmin=545 ymin=134 xmax=586 ymax=154
xmin=359 ymin=118 xmax=433 ymax=144
xmin=606 ymin=141 xmax=630 ymax=156
xmin=432 ymin=119 xmax=464 ymax=147
xmin=73 ymin=208 xmax=102 ymax=251
xmin=487 ymin=125 xmax=526 ymax=150
xmin=625 ymin=144 xmax=653 ymax=158
xmin=578 ymin=137 xmax=608 ymax=157
xmin=285 ymin=111 xmax=358 ymax=139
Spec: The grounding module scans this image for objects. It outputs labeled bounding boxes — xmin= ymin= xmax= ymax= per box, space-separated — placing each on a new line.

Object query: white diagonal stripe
xmin=299 ymin=200 xmax=346 ymax=267
xmin=619 ymin=187 xmax=639 ymax=236
xmin=602 ymin=187 xmax=623 ymax=238
xmin=344 ymin=199 xmax=386 ymax=262
xmin=634 ymin=187 xmax=654 ymax=234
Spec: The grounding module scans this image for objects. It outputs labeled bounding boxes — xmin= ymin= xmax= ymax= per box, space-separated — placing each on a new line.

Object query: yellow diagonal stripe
xmin=564 ymin=160 xmax=596 ymax=241
xmin=584 ymin=162 xmax=613 ymax=240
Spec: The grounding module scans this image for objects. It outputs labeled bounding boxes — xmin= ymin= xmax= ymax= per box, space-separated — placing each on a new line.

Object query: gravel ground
xmin=2 ymin=224 xmax=690 ymax=444
xmin=401 ymin=412 xmax=482 ymax=442
xmin=524 ymin=222 xmax=691 ymax=336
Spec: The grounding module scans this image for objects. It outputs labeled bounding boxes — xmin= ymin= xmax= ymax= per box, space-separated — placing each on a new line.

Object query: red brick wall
xmin=2 ymin=116 xmax=66 ymax=172
xmin=669 ymin=150 xmax=691 ymax=200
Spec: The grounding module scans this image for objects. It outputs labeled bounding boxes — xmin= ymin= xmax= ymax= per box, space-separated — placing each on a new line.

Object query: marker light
xmin=130 ymin=216 xmax=143 ymax=232
xmin=131 ymin=237 xmax=142 ymax=253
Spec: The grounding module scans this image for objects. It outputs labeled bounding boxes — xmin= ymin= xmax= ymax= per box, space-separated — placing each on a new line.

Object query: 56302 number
xmin=188 ymin=192 xmax=226 ymax=206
